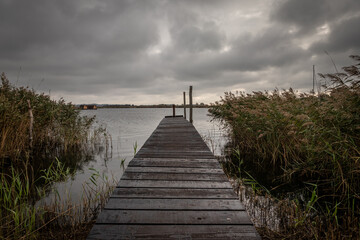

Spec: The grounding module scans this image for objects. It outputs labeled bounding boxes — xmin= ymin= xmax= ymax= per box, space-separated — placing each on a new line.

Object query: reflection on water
xmin=40 ymin=108 xmax=227 ymax=204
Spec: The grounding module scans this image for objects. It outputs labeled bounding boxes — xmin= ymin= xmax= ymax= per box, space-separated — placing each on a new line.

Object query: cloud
xmin=1 ymin=0 xmax=359 ymax=104
xmin=271 ymin=0 xmax=360 ymax=36
xmin=311 ymin=15 xmax=360 ymax=53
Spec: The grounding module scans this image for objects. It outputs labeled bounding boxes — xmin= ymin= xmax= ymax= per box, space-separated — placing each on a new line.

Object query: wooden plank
xmin=96 ymin=210 xmax=253 ymax=225
xmin=117 ymin=180 xmax=233 ymax=189
xmin=125 ymin=167 xmax=224 ymax=174
xmin=88 ymin=225 xmax=261 ymax=240
xmin=128 ymin=159 xmax=220 ymax=168
xmin=121 ymin=172 xmax=228 ymax=181
xmin=134 ymin=154 xmax=216 ymax=159
xmin=105 ymin=199 xmax=245 ymax=210
xmin=138 ymin=145 xmax=210 ymax=149
xmin=111 ymin=188 xmax=239 ymax=199
xmin=137 ymin=150 xmax=212 ymax=154
xmin=132 ymin=157 xmax=218 ymax=162
xmin=141 ymin=145 xmax=209 ymax=150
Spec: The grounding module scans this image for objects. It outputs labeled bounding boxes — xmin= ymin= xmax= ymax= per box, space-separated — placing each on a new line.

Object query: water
xmin=42 ymin=108 xmax=227 ymax=204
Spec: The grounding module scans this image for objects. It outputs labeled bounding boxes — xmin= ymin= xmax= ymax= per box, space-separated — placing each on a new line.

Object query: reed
xmin=210 ymin=55 xmax=360 ymax=239
xmin=0 ymin=72 xmax=95 ymax=169
xmin=0 ymin=73 xmax=113 ymax=239
xmin=0 ymin=160 xmax=116 ymax=239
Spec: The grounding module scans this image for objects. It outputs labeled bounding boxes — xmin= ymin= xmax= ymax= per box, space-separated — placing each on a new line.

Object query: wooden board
xmin=120 ymin=172 xmax=229 ymax=181
xmin=117 ymin=180 xmax=233 ymax=189
xmin=87 ymin=117 xmax=260 ymax=239
xmin=125 ymin=166 xmax=224 ymax=174
xmin=96 ymin=210 xmax=253 ymax=225
xmin=88 ymin=225 xmax=260 ymax=240
xmin=105 ymin=199 xmax=245 ymax=210
xmin=111 ymin=188 xmax=240 ymax=199
xmin=128 ymin=158 xmax=220 ymax=168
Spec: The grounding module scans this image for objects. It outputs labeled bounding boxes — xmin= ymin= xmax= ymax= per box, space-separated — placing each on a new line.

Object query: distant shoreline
xmin=78 ymin=104 xmax=210 ymax=109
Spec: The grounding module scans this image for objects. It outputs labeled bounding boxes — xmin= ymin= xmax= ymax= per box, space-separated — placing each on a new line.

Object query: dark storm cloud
xmin=166 ymin=25 xmax=307 ymax=84
xmin=1 ymin=0 xmax=359 ymax=104
xmin=172 ymin=24 xmax=224 ymax=53
xmin=0 ymin=1 xmax=159 ymax=68
xmin=0 ymin=0 xmax=166 ymax=100
xmin=270 ymin=0 xmax=360 ymax=90
xmin=217 ymin=28 xmax=307 ymax=71
xmin=311 ymin=15 xmax=360 ymax=53
xmin=271 ymin=0 xmax=360 ymax=35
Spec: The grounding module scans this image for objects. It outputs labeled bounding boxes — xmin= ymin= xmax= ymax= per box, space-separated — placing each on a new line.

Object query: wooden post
xmin=27 ymin=100 xmax=33 ymax=149
xmin=172 ymin=104 xmax=175 ymax=117
xmin=183 ymin=91 xmax=186 ymax=119
xmin=189 ymin=86 xmax=193 ymax=123
xmin=313 ymin=65 xmax=315 ymax=94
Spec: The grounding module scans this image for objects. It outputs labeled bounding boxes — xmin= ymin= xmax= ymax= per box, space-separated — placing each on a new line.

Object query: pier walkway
xmin=87 ymin=117 xmax=260 ymax=239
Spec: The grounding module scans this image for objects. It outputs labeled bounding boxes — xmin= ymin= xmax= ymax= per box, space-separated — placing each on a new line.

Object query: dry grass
xmin=211 ymin=55 xmax=360 ymax=239
xmin=0 ymin=74 xmax=112 ymax=239
xmin=0 ymin=72 xmax=95 ymax=167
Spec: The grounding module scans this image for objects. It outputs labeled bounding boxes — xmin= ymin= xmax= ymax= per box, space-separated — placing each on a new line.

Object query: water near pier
xmin=41 ymin=108 xmax=227 ymax=204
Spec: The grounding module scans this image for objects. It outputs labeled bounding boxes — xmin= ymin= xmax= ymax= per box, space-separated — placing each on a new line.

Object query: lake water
xmin=44 ymin=108 xmax=228 ymax=203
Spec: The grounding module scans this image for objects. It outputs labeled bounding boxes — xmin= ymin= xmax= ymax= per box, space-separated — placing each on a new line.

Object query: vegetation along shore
xmin=0 ymin=73 xmax=114 ymax=239
xmin=209 ymin=55 xmax=360 ymax=239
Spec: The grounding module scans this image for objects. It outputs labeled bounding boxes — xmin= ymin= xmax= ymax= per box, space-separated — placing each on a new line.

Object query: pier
xmin=87 ymin=117 xmax=260 ymax=239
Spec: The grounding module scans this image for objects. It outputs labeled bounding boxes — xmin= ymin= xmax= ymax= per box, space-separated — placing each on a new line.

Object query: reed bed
xmin=0 ymin=73 xmax=112 ymax=239
xmin=0 ymin=160 xmax=116 ymax=239
xmin=0 ymin=72 xmax=95 ymax=167
xmin=210 ymin=55 xmax=360 ymax=239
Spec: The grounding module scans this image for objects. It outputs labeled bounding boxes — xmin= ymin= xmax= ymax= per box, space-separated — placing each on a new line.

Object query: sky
xmin=1 ymin=0 xmax=360 ymax=105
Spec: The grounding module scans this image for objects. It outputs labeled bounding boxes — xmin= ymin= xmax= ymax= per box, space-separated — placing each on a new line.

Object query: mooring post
xmin=27 ymin=100 xmax=33 ymax=149
xmin=189 ymin=86 xmax=193 ymax=123
xmin=172 ymin=104 xmax=175 ymax=117
xmin=183 ymin=91 xmax=186 ymax=119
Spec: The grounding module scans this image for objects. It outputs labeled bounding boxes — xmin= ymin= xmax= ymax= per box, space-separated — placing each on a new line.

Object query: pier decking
xmin=87 ymin=117 xmax=260 ymax=239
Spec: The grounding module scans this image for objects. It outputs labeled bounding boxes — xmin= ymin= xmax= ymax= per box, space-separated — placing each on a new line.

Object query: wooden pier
xmin=87 ymin=117 xmax=260 ymax=239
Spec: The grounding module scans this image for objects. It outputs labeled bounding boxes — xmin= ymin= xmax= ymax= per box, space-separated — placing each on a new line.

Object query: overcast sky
xmin=1 ymin=0 xmax=360 ymax=104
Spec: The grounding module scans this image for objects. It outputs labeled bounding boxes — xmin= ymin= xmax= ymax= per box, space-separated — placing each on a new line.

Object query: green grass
xmin=209 ymin=55 xmax=360 ymax=239
xmin=0 ymin=160 xmax=116 ymax=239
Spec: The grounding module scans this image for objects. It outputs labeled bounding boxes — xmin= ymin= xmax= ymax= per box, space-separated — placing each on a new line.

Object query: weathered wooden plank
xmin=137 ymin=150 xmax=212 ymax=154
xmin=125 ymin=167 xmax=224 ymax=174
xmin=88 ymin=225 xmax=261 ymax=240
xmin=105 ymin=199 xmax=245 ymax=210
xmin=143 ymin=139 xmax=207 ymax=143
xmin=134 ymin=154 xmax=216 ymax=159
xmin=132 ymin=157 xmax=218 ymax=162
xmin=142 ymin=143 xmax=207 ymax=146
xmin=117 ymin=180 xmax=233 ymax=189
xmin=111 ymin=188 xmax=239 ymax=199
xmin=128 ymin=159 xmax=220 ymax=168
xmin=121 ymin=172 xmax=228 ymax=181
xmin=141 ymin=146 xmax=209 ymax=150
xmin=96 ymin=210 xmax=253 ymax=225
xmin=141 ymin=145 xmax=209 ymax=149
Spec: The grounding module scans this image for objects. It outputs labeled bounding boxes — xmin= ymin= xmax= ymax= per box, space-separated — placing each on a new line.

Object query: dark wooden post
xmin=27 ymin=100 xmax=33 ymax=149
xmin=189 ymin=86 xmax=193 ymax=123
xmin=312 ymin=65 xmax=315 ymax=94
xmin=183 ymin=91 xmax=186 ymax=119
xmin=172 ymin=104 xmax=175 ymax=117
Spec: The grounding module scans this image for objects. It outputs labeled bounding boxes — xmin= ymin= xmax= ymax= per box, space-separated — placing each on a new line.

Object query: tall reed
xmin=0 ymin=159 xmax=116 ymax=239
xmin=0 ymin=73 xmax=111 ymax=239
xmin=210 ymin=55 xmax=360 ymax=239
xmin=0 ymin=72 xmax=94 ymax=168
